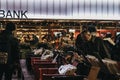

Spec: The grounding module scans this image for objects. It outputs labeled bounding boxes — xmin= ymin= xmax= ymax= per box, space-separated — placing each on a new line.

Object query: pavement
xmin=2 ymin=59 xmax=34 ymax=80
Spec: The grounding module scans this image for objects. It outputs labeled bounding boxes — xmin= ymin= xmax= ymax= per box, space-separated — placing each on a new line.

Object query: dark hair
xmin=106 ymin=33 xmax=112 ymax=38
xmin=81 ymin=30 xmax=91 ymax=35
xmin=5 ymin=22 xmax=16 ymax=31
xmin=88 ymin=27 xmax=96 ymax=33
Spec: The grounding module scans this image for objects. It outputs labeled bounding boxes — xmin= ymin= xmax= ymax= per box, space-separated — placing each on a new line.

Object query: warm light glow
xmin=69 ymin=29 xmax=75 ymax=32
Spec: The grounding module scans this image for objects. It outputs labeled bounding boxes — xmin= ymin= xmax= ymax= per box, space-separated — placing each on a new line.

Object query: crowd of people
xmin=0 ymin=22 xmax=120 ymax=80
xmin=76 ymin=27 xmax=120 ymax=61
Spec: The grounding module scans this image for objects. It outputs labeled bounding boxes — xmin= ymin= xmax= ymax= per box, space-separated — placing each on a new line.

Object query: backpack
xmin=0 ymin=34 xmax=10 ymax=64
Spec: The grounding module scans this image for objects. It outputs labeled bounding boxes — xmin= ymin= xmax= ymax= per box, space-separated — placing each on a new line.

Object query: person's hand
xmin=73 ymin=52 xmax=83 ymax=62
xmin=73 ymin=53 xmax=79 ymax=59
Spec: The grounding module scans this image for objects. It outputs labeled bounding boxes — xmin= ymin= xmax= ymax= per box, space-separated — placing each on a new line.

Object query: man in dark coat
xmin=0 ymin=22 xmax=20 ymax=80
xmin=81 ymin=30 xmax=111 ymax=59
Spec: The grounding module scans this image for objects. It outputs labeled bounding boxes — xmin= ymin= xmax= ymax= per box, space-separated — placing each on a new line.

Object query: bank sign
xmin=0 ymin=0 xmax=119 ymax=20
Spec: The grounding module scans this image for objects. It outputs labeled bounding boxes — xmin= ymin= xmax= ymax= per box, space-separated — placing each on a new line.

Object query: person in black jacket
xmin=75 ymin=30 xmax=112 ymax=80
xmin=0 ymin=22 xmax=20 ymax=80
xmin=81 ymin=30 xmax=111 ymax=59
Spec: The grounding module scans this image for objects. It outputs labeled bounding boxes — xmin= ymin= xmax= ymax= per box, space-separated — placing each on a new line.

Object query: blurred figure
xmin=30 ymin=34 xmax=39 ymax=45
xmin=75 ymin=26 xmax=97 ymax=53
xmin=104 ymin=33 xmax=115 ymax=46
xmin=103 ymin=33 xmax=115 ymax=59
xmin=70 ymin=32 xmax=74 ymax=40
xmin=81 ymin=30 xmax=111 ymax=59
xmin=88 ymin=26 xmax=97 ymax=37
xmin=0 ymin=22 xmax=20 ymax=80
xmin=112 ymin=34 xmax=120 ymax=61
xmin=75 ymin=33 xmax=86 ymax=53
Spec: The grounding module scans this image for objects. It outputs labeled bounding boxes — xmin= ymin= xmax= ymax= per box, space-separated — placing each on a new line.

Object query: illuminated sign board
xmin=0 ymin=0 xmax=119 ymax=20
xmin=0 ymin=10 xmax=27 ymax=18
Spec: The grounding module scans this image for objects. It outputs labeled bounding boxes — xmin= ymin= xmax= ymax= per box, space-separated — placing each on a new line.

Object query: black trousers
xmin=0 ymin=64 xmax=14 ymax=80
